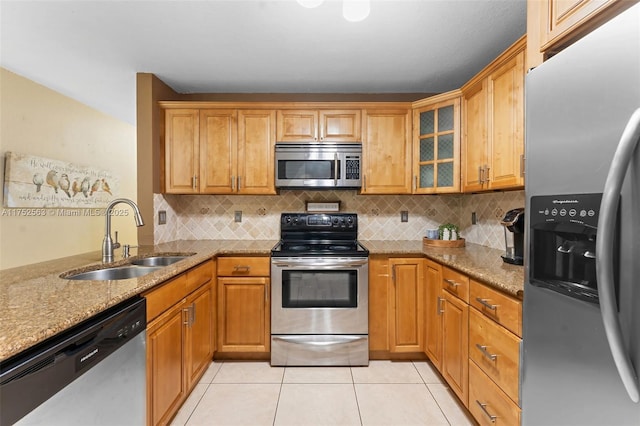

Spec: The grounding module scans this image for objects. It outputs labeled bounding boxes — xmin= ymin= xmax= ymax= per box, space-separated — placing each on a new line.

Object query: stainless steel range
xmin=270 ymin=213 xmax=369 ymax=366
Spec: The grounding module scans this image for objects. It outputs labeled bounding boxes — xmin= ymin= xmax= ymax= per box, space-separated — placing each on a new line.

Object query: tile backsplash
xmin=154 ymin=190 xmax=525 ymax=251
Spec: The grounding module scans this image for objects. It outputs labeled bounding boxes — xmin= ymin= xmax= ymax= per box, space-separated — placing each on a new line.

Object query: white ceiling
xmin=0 ymin=0 xmax=526 ymax=124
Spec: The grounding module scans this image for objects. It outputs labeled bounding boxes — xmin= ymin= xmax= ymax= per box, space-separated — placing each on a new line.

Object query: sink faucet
xmin=102 ymin=198 xmax=144 ymax=263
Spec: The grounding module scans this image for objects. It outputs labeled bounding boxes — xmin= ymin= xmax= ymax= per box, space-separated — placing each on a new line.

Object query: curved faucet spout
xmin=102 ymin=198 xmax=144 ymax=263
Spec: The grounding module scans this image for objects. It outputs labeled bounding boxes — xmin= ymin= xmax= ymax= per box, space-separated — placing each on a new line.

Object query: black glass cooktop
xmin=271 ymin=240 xmax=369 ymax=257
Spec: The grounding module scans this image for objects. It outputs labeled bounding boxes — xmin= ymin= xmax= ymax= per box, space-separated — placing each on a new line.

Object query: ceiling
xmin=0 ymin=0 xmax=526 ymax=124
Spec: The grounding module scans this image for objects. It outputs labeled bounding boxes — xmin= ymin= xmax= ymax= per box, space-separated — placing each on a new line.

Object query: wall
xmin=0 ymin=68 xmax=138 ymax=269
xmin=154 ymin=190 xmax=525 ymax=250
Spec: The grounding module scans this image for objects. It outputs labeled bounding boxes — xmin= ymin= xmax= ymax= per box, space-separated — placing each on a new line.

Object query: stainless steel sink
xmin=63 ymin=265 xmax=162 ymax=281
xmin=130 ymin=255 xmax=190 ymax=267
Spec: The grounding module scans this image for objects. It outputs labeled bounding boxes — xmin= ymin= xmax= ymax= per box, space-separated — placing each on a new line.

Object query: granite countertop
xmin=0 ymin=240 xmax=277 ymax=362
xmin=361 ymin=240 xmax=524 ymax=299
xmin=1 ymin=238 xmax=523 ymax=362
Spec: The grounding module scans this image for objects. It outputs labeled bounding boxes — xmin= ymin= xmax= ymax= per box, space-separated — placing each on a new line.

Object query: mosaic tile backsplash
xmin=154 ymin=190 xmax=525 ymax=251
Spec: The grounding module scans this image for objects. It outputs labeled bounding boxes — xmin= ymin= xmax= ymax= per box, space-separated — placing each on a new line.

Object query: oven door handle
xmin=271 ymin=258 xmax=368 ymax=268
xmin=272 ymin=335 xmax=366 ymax=347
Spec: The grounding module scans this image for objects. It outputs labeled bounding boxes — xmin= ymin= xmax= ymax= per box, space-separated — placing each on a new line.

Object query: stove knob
xmin=333 ymin=218 xmax=339 ymax=226
xmin=292 ymin=216 xmax=299 ymax=224
xmin=284 ymin=216 xmax=292 ymax=224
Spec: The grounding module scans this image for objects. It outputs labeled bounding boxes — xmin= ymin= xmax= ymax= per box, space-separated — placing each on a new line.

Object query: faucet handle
xmin=113 ymin=231 xmax=121 ymax=250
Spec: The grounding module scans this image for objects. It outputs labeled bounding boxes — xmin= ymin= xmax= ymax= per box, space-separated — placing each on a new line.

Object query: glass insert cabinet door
xmin=412 ymin=95 xmax=461 ymax=193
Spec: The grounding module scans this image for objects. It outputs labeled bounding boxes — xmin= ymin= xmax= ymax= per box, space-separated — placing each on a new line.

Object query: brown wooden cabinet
xmin=144 ymin=259 xmax=214 ymax=426
xmin=217 ymin=257 xmax=270 ymax=354
xmin=362 ymin=109 xmax=412 ymax=194
xmin=276 ymin=109 xmax=361 ymax=142
xmin=423 ymin=259 xmax=443 ymax=370
xmin=162 ymin=106 xmax=275 ymax=194
xmin=163 ymin=109 xmax=201 ymax=194
xmin=441 ymin=287 xmax=469 ymax=407
xmin=468 ymin=278 xmax=523 ymax=425
xmin=388 ymin=258 xmax=424 ymax=353
xmin=462 ymin=37 xmax=525 ymax=193
xmin=412 ymin=92 xmax=461 ymax=194
xmin=368 ymin=256 xmax=390 ymax=355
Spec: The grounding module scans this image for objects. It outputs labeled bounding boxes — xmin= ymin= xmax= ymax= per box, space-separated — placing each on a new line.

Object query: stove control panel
xmin=281 ymin=213 xmax=357 ymax=229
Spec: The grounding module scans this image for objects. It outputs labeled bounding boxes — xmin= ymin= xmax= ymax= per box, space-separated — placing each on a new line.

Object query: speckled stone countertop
xmin=361 ymin=240 xmax=524 ymax=299
xmin=1 ymin=238 xmax=522 ymax=362
xmin=0 ymin=240 xmax=277 ymax=362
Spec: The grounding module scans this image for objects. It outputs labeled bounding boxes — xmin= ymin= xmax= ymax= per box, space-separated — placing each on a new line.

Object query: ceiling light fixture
xmin=296 ymin=0 xmax=370 ymax=22
xmin=342 ymin=0 xmax=370 ymax=22
xmin=296 ymin=0 xmax=325 ymax=8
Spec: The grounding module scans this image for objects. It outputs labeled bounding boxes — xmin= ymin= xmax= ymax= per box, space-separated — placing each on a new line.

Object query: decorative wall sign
xmin=3 ymin=152 xmax=120 ymax=208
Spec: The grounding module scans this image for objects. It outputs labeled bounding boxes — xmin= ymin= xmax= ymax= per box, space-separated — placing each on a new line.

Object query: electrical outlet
xmin=234 ymin=211 xmax=242 ymax=222
xmin=471 ymin=211 xmax=477 ymax=225
xmin=400 ymin=210 xmax=409 ymax=222
xmin=158 ymin=210 xmax=167 ymax=225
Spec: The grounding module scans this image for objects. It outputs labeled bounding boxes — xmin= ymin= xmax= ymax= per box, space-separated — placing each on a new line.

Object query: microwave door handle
xmin=334 ymin=152 xmax=338 ymax=187
xmin=596 ymin=108 xmax=640 ymax=403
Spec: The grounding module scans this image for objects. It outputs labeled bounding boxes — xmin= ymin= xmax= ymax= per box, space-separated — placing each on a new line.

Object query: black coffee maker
xmin=500 ymin=208 xmax=525 ymax=265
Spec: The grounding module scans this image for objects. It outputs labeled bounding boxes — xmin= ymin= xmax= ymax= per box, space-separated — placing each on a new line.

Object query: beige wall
xmin=0 ymin=68 xmax=138 ymax=269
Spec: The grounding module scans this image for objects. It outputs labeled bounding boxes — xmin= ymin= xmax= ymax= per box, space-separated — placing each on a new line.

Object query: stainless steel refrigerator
xmin=523 ymin=4 xmax=640 ymax=425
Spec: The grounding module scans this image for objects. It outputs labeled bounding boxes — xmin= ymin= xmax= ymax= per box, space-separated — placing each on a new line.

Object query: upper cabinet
xmin=461 ymin=36 xmax=525 ymax=193
xmin=162 ymin=105 xmax=276 ymax=195
xmin=361 ymin=109 xmax=413 ymax=194
xmin=527 ymin=0 xmax=637 ymax=68
xmin=412 ymin=92 xmax=461 ymax=194
xmin=276 ymin=109 xmax=361 ymax=142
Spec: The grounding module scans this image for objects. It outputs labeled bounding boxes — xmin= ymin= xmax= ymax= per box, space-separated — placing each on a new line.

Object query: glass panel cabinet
xmin=412 ymin=93 xmax=461 ymax=194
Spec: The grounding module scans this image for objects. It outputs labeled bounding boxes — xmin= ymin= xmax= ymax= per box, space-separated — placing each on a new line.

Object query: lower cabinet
xmin=144 ymin=259 xmax=214 ymax=426
xmin=368 ymin=256 xmax=424 ymax=356
xmin=423 ymin=260 xmax=523 ymax=424
xmin=441 ymin=290 xmax=469 ymax=406
xmin=216 ymin=256 xmax=270 ymax=354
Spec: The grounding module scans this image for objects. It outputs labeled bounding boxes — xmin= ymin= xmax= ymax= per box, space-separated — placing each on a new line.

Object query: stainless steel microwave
xmin=275 ymin=143 xmax=362 ymax=189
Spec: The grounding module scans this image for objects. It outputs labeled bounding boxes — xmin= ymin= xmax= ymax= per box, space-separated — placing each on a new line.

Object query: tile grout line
xmin=272 ymin=365 xmax=285 ymax=426
xmin=350 ymin=366 xmax=365 ymax=426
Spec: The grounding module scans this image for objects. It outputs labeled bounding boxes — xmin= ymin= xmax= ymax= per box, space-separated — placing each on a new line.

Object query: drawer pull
xmin=233 ymin=265 xmax=251 ymax=272
xmin=476 ymin=400 xmax=497 ymax=423
xmin=444 ymin=279 xmax=461 ymax=288
xmin=437 ymin=296 xmax=444 ymax=315
xmin=476 ymin=343 xmax=498 ymax=361
xmin=476 ymin=297 xmax=497 ymax=311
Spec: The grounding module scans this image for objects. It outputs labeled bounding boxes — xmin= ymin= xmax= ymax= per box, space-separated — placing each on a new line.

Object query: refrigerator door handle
xmin=596 ymin=107 xmax=640 ymax=403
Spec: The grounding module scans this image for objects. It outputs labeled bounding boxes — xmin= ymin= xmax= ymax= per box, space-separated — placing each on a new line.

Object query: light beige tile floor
xmin=170 ymin=360 xmax=475 ymax=426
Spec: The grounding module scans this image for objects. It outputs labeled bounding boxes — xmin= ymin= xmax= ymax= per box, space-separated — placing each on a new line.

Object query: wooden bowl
xmin=423 ymin=237 xmax=466 ymax=248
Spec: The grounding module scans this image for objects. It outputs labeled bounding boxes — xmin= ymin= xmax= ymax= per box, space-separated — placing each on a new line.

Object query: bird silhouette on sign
xmin=72 ymin=178 xmax=81 ymax=197
xmin=80 ymin=177 xmax=91 ymax=198
xmin=59 ymin=174 xmax=71 ymax=198
xmin=90 ymin=179 xmax=100 ymax=196
xmin=101 ymin=179 xmax=112 ymax=195
xmin=32 ymin=173 xmax=44 ymax=192
xmin=46 ymin=170 xmax=59 ymax=193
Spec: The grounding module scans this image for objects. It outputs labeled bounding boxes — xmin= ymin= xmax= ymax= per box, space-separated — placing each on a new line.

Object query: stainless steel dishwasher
xmin=0 ymin=297 xmax=146 ymax=425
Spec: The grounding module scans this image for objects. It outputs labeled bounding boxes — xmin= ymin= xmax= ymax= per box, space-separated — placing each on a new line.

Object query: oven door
xmin=271 ymin=257 xmax=368 ymax=334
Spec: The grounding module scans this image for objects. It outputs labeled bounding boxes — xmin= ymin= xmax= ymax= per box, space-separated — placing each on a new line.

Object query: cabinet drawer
xmin=186 ymin=259 xmax=214 ymax=294
xmin=470 ymin=279 xmax=522 ymax=337
xmin=217 ymin=256 xmax=270 ymax=277
xmin=442 ymin=267 xmax=469 ymax=302
xmin=469 ymin=360 xmax=520 ymax=426
xmin=144 ymin=274 xmax=187 ymax=322
xmin=469 ymin=308 xmax=520 ymax=404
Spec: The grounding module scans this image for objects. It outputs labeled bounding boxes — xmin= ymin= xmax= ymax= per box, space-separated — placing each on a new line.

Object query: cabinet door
xmin=368 ymin=257 xmax=390 ymax=353
xmin=362 ymin=109 xmax=412 ymax=194
xmin=186 ymin=285 xmax=213 ymax=389
xmin=319 ymin=110 xmax=362 ymax=142
xmin=237 ymin=110 xmax=276 ymax=194
xmin=199 ymin=109 xmax=237 ymax=194
xmin=488 ymin=51 xmax=525 ymax=190
xmin=413 ymin=99 xmax=461 ymax=194
xmin=276 ymin=110 xmax=318 ymax=142
xmin=388 ymin=258 xmax=423 ymax=352
xmin=442 ymin=291 xmax=469 ymax=407
xmin=462 ymin=81 xmax=488 ymax=193
xmin=147 ymin=304 xmax=186 ymax=426
xmin=164 ymin=109 xmax=199 ymax=194
xmin=217 ymin=277 xmax=270 ymax=352
xmin=424 ymin=259 xmax=443 ymax=370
